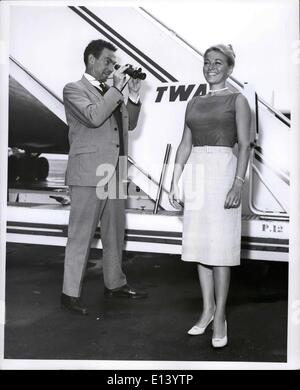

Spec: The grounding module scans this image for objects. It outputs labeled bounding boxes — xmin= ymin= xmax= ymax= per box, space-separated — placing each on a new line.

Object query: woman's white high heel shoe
xmin=212 ymin=320 xmax=227 ymax=348
xmin=187 ymin=315 xmax=214 ymax=335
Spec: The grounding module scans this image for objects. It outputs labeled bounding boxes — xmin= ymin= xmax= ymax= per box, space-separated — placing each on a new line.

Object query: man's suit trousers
xmin=62 ymin=182 xmax=127 ymax=297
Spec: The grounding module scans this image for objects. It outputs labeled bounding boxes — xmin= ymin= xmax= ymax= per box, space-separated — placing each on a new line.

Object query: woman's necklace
xmin=208 ymin=87 xmax=229 ymax=94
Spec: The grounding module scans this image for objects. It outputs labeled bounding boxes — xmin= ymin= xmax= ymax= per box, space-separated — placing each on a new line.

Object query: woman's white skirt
xmin=181 ymin=146 xmax=241 ymax=266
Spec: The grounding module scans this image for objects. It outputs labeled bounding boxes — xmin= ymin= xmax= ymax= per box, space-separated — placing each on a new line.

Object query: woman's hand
xmin=169 ymin=184 xmax=182 ymax=209
xmin=224 ymin=181 xmax=243 ymax=209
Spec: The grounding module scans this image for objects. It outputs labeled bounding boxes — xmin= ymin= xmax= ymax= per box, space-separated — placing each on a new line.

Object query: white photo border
xmin=0 ymin=0 xmax=299 ymax=370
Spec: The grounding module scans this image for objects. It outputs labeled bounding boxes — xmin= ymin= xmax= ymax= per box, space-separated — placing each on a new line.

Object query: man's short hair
xmin=84 ymin=39 xmax=117 ymax=66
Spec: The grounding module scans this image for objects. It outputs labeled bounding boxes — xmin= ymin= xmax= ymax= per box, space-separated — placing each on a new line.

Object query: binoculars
xmin=114 ymin=64 xmax=147 ymax=80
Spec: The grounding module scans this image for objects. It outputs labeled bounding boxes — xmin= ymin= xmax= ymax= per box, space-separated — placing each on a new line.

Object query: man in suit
xmin=61 ymin=39 xmax=147 ymax=315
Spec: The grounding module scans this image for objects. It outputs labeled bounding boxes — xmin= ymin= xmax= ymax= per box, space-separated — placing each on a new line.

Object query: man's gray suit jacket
xmin=63 ymin=76 xmax=141 ymax=187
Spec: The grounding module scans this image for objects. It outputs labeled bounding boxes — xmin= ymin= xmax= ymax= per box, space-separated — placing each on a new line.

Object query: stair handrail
xmin=10 ymin=55 xmax=64 ymax=105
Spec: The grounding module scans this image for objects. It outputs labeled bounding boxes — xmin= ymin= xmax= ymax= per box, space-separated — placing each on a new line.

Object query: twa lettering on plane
xmin=155 ymin=84 xmax=207 ymax=102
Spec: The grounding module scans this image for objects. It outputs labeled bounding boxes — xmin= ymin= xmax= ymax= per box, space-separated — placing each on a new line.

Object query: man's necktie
xmin=94 ymin=82 xmax=107 ymax=95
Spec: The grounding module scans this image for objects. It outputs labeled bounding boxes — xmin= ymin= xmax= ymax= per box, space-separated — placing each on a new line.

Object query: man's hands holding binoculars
xmin=113 ymin=64 xmax=144 ymax=94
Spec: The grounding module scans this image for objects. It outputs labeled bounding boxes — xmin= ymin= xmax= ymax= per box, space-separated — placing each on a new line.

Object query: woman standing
xmin=169 ymin=44 xmax=251 ymax=348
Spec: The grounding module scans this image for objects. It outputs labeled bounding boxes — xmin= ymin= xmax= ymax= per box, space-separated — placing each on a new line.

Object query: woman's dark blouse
xmin=186 ymin=92 xmax=240 ymax=147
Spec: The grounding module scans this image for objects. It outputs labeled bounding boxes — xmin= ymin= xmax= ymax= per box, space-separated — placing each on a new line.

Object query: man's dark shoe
xmin=61 ymin=293 xmax=88 ymax=315
xmin=104 ymin=284 xmax=148 ymax=299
